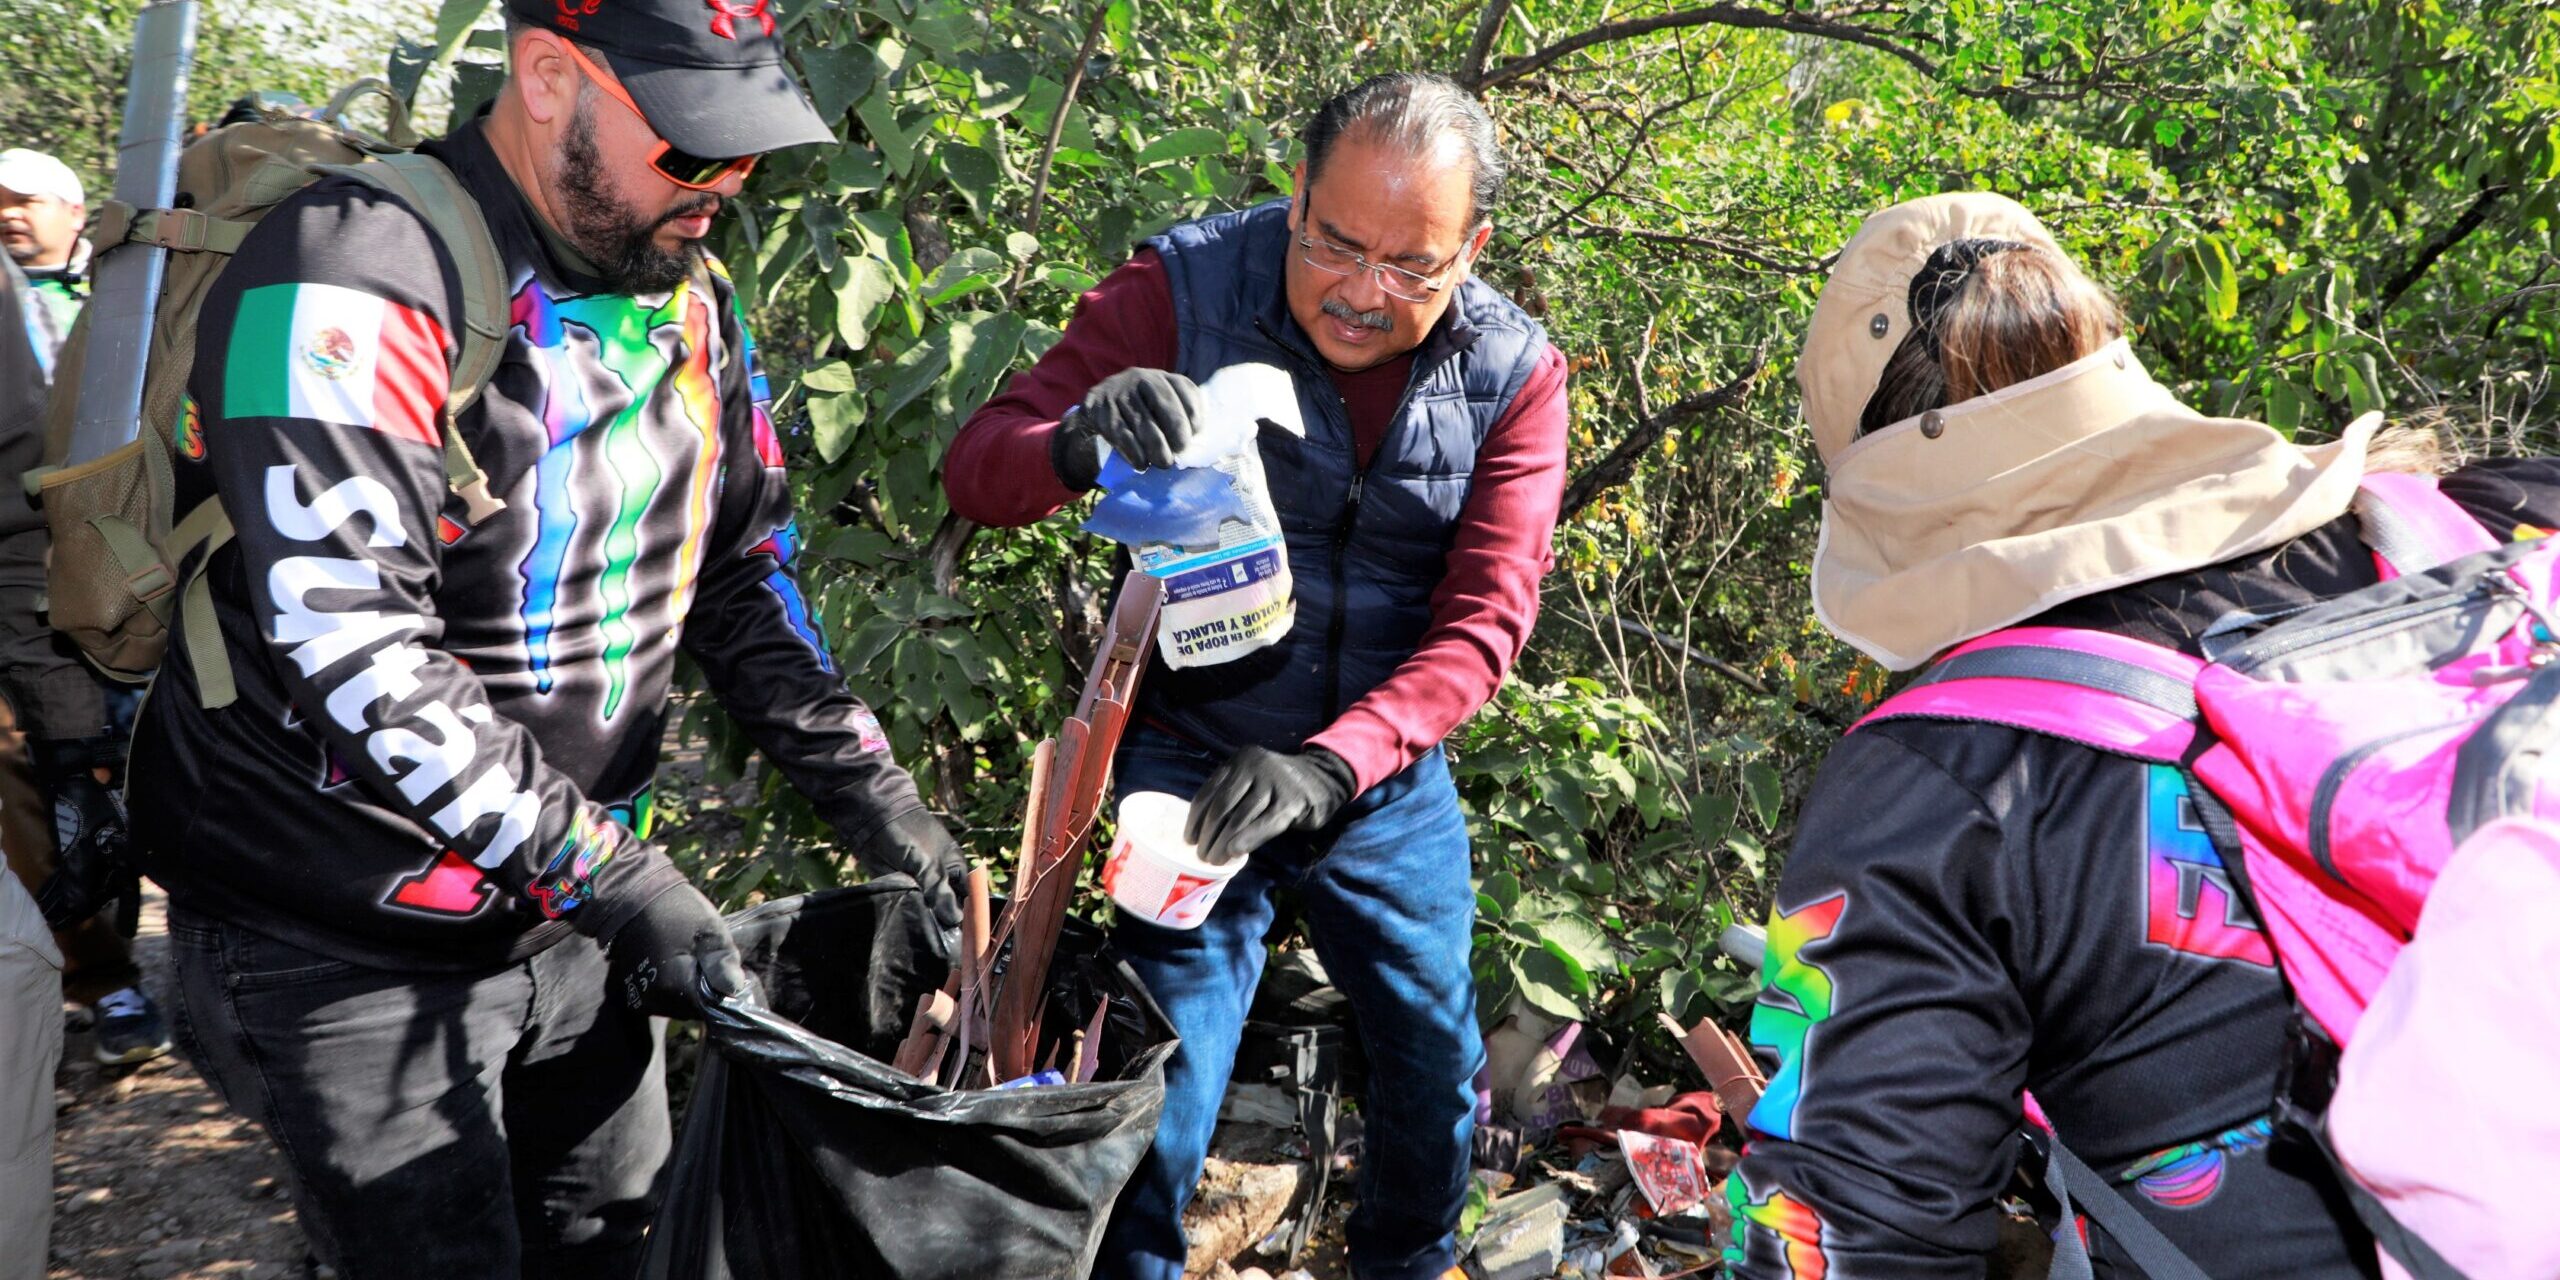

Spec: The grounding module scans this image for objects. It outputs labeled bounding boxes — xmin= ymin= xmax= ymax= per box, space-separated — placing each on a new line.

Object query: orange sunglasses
xmin=556 ymin=39 xmax=759 ymax=192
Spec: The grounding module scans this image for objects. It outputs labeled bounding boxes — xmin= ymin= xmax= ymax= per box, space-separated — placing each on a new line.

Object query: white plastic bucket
xmin=1101 ymin=791 xmax=1243 ymax=930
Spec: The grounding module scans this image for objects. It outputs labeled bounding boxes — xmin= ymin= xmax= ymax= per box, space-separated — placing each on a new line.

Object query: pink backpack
xmin=1861 ymin=472 xmax=2560 ymax=1280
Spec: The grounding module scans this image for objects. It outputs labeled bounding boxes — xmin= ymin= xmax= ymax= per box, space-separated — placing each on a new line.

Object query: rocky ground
xmin=47 ymin=890 xmax=301 ymax=1280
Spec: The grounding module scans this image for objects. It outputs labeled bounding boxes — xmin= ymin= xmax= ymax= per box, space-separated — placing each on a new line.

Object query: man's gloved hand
xmin=1184 ymin=747 xmax=1357 ymax=866
xmin=871 ymin=810 xmax=971 ymax=945
xmin=597 ymin=880 xmax=751 ymax=1020
xmin=1051 ymin=367 xmax=1203 ymax=490
xmin=33 ymin=771 xmax=135 ymax=932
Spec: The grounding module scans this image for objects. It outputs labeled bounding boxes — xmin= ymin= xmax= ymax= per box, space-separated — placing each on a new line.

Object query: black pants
xmin=167 ymin=909 xmax=669 ymax=1280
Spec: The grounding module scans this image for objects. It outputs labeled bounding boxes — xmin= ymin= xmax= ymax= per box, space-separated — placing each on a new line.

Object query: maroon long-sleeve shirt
xmin=945 ymin=248 xmax=1569 ymax=792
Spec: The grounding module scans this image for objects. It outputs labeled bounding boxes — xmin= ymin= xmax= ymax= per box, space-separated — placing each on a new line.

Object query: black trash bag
xmin=643 ymin=881 xmax=1178 ymax=1280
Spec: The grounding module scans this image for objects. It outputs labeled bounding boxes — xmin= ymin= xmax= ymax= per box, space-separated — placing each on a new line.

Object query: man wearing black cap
xmin=127 ymin=3 xmax=966 ymax=1275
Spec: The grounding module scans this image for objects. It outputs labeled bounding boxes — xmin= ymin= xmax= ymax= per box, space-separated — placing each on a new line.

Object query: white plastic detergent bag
xmin=1084 ymin=362 xmax=1300 ymax=669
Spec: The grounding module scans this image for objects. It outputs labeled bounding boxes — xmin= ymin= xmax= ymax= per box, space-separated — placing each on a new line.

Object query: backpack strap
xmin=172 ymin=151 xmax=513 ymax=711
xmin=1857 ymin=625 xmax=2206 ymax=762
xmin=2355 ymin=472 xmax=2498 ymax=581
xmin=316 ymin=153 xmax=509 ymax=526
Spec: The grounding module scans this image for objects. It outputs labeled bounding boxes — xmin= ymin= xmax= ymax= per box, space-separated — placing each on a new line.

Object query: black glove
xmin=871 ymin=809 xmax=971 ymax=940
xmin=1185 ymin=747 xmax=1356 ymax=866
xmin=1051 ymin=367 xmax=1203 ymax=490
xmin=595 ymin=880 xmax=750 ymax=1020
xmin=33 ymin=772 xmax=135 ymax=932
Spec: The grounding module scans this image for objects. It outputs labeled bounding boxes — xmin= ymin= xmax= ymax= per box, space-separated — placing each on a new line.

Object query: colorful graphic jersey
xmin=1723 ymin=460 xmax=2560 ymax=1277
xmin=19 ymin=261 xmax=82 ymax=376
xmin=130 ymin=122 xmax=925 ymax=969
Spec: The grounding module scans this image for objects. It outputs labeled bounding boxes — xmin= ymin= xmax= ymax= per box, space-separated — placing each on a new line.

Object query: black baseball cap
xmin=504 ymin=0 xmax=834 ymax=160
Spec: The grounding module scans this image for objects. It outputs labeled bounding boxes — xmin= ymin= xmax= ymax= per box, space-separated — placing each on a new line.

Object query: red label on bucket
xmin=1161 ymin=873 xmax=1221 ymax=926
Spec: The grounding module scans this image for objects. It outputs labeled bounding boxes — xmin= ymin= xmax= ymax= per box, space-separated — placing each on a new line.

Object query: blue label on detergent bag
xmin=1161 ymin=546 xmax=1284 ymax=602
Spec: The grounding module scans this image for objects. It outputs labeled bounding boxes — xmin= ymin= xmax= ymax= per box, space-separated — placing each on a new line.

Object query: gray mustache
xmin=1320 ymin=298 xmax=1392 ymax=332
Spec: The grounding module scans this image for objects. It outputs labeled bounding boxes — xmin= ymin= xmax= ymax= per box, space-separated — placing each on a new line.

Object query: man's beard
xmin=558 ymin=102 xmax=716 ymax=293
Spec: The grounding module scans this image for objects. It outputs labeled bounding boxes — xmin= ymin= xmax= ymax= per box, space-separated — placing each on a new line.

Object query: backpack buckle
xmin=155 ymin=208 xmax=213 ymax=252
xmin=125 ymin=561 xmax=175 ymax=604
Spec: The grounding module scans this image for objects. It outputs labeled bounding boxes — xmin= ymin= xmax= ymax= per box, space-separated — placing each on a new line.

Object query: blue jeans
xmin=1097 ymin=729 xmax=1482 ymax=1280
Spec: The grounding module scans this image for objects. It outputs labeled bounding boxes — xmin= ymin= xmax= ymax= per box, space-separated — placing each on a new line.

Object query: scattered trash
xmin=993 ymin=1068 xmax=1067 ymax=1089
xmin=1619 ymin=1130 xmax=1712 ymax=1217
xmin=1469 ymin=1184 xmax=1571 ymax=1280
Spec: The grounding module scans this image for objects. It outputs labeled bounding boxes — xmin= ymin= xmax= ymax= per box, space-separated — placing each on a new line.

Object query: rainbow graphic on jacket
xmin=749 ymin=521 xmax=834 ymax=671
xmin=528 ymin=807 xmax=623 ymax=920
xmin=1724 ymin=1168 xmax=1831 ymax=1279
xmin=2121 ymin=1115 xmax=2274 ymax=1209
xmin=2142 ymin=765 xmax=2273 ymax=966
xmin=507 ymin=275 xmax=725 ymax=719
xmin=1746 ymin=892 xmax=1846 ymax=1142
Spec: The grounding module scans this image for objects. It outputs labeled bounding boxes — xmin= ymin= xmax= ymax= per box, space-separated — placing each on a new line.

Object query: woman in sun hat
xmin=1721 ymin=191 xmax=2560 ymax=1278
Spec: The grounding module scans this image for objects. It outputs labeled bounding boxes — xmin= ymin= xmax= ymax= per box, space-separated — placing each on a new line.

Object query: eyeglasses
xmin=1294 ymin=207 xmax=1468 ymax=303
xmin=556 ymin=39 xmax=759 ymax=192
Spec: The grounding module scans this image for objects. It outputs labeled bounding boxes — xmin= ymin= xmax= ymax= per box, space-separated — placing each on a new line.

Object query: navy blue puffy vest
xmin=1139 ymin=198 xmax=1549 ymax=758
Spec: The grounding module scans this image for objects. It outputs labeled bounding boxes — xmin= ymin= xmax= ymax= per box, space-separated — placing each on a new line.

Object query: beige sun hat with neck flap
xmin=1803 ymin=192 xmax=2378 ymax=670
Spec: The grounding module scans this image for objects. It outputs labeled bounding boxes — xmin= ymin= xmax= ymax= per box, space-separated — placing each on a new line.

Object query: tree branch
xmin=1574 ymin=607 xmax=1844 ymax=729
xmin=2368 ymin=183 xmax=2512 ymax=326
xmin=1476 ymin=4 xmax=1945 ymax=93
xmin=1008 ymin=0 xmax=1113 ymax=301
xmin=1458 ymin=0 xmax=1515 ymax=89
xmin=1569 ymin=222 xmax=1829 ymax=276
xmin=946 ymin=0 xmax=1115 ymax=598
xmin=1525 ymin=87 xmax=1719 ymax=244
xmin=1560 ymin=355 xmax=1764 ymax=519
xmin=926 ymin=510 xmax=979 ymax=600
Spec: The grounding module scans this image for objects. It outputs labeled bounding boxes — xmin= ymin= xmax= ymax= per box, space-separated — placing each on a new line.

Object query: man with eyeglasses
xmin=947 ymin=71 xmax=1569 ymax=1280
xmin=129 ymin=1 xmax=967 ymax=1274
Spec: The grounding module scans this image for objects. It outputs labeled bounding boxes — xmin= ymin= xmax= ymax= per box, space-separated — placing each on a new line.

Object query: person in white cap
xmin=1721 ymin=192 xmax=2560 ymax=1278
xmin=0 ymin=143 xmax=162 ymax=1070
xmin=0 ymin=148 xmax=90 ymax=372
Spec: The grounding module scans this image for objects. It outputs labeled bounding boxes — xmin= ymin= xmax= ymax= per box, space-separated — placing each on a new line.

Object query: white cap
xmin=0 ymin=150 xmax=83 ymax=207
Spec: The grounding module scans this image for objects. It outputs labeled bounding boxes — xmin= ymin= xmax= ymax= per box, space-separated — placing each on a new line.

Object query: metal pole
xmin=64 ymin=0 xmax=198 ymax=467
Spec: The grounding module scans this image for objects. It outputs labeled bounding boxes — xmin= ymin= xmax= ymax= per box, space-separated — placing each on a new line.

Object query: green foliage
xmin=663 ymin=0 xmax=2560 ymax=1048
xmin=0 ymin=0 xmax=440 ymax=192
xmin=30 ymin=0 xmax=2558 ymax=1051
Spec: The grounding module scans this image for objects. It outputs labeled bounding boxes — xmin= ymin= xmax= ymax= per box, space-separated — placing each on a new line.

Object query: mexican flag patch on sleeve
xmin=224 ymin=281 xmax=449 ymax=446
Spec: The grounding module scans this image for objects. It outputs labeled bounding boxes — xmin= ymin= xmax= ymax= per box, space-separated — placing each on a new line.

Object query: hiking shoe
xmin=92 ymin=987 xmax=171 ymax=1065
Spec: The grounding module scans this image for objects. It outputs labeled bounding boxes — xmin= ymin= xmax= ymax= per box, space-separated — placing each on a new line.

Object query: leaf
xmin=1478 ymin=868 xmax=1522 ymax=915
xmin=856 ymin=88 xmax=920 ymax=177
xmin=801 ymin=203 xmax=847 ymax=273
xmin=833 ymin=255 xmax=898 ymax=349
xmin=939 ymin=311 xmax=1027 ymax=420
xmin=807 ymin=391 xmax=866 ymax=463
xmin=941 ymin=145 xmax=1004 ymax=221
xmin=798 ymin=43 xmax=878 ymax=124
xmin=1538 ymin=913 xmax=1617 ymax=976
xmin=1003 ymin=232 xmax=1040 ymax=262
xmin=1689 ymin=792 xmax=1736 ymax=845
xmin=919 ymin=247 xmax=1010 ymax=307
xmin=1036 ymin=263 xmax=1100 ymax=293
xmin=1538 ymin=939 xmax=1595 ymax=997
xmin=2204 ymin=235 xmax=2239 ymax=323
xmin=802 ymin=360 xmax=859 ymax=393
xmin=1743 ymin=762 xmax=1782 ymax=830
xmin=874 ymin=329 xmax=954 ymax=423
xmin=968 ymin=50 xmax=1035 ymax=118
xmin=1135 ymin=127 xmax=1229 ymax=169
xmin=1513 ymin=949 xmax=1585 ymax=1019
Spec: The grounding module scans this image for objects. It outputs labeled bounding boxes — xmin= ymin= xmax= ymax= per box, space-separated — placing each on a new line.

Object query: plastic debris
xmin=993 ymin=1069 xmax=1067 ymax=1090
xmin=1620 ymin=1130 xmax=1711 ymax=1217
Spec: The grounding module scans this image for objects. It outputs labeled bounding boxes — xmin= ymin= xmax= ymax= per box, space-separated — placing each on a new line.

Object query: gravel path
xmin=48 ymin=889 xmax=304 ymax=1280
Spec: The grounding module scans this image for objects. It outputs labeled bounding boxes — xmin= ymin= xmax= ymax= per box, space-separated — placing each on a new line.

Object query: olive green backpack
xmin=31 ymin=81 xmax=508 ymax=707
